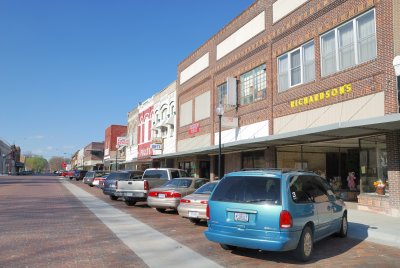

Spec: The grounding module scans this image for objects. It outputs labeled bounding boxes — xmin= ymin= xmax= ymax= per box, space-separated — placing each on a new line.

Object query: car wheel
xmin=189 ymin=218 xmax=201 ymax=224
xmin=156 ymin=208 xmax=166 ymax=213
xmin=337 ymin=214 xmax=348 ymax=238
xmin=220 ymin=244 xmax=237 ymax=250
xmin=293 ymin=225 xmax=313 ymax=262
xmin=109 ymin=195 xmax=118 ymax=201
xmin=69 ymin=177 xmax=73 ymax=180
xmin=124 ymin=198 xmax=136 ymax=206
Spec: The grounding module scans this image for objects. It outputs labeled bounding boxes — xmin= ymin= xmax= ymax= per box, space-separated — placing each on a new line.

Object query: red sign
xmin=62 ymin=162 xmax=67 ymax=168
xmin=138 ymin=142 xmax=153 ymax=159
xmin=188 ymin=123 xmax=200 ymax=135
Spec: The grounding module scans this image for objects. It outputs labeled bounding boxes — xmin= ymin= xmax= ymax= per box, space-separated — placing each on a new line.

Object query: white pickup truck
xmin=115 ymin=168 xmax=189 ymax=206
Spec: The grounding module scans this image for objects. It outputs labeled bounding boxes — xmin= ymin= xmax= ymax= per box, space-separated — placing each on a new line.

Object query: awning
xmin=152 ymin=113 xmax=400 ymax=159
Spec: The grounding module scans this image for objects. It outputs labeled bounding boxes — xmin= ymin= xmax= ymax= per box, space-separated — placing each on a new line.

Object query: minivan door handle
xmin=128 ymin=182 xmax=132 ymax=185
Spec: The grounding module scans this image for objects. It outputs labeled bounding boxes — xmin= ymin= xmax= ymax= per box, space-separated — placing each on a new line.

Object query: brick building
xmin=84 ymin=142 xmax=104 ymax=170
xmin=103 ymin=125 xmax=127 ymax=171
xmin=162 ymin=0 xmax=400 ymax=215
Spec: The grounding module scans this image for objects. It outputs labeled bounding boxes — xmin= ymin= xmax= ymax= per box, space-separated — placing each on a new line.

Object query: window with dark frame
xmin=240 ymin=64 xmax=266 ymax=105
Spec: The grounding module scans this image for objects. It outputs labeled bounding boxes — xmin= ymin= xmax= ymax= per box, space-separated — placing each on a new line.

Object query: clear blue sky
xmin=0 ymin=0 xmax=255 ymax=159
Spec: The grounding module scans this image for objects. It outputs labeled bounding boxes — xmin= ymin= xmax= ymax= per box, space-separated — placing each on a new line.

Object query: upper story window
xmin=240 ymin=64 xmax=266 ymax=105
xmin=217 ymin=82 xmax=227 ymax=107
xmin=321 ymin=9 xmax=376 ymax=77
xmin=278 ymin=41 xmax=315 ymax=92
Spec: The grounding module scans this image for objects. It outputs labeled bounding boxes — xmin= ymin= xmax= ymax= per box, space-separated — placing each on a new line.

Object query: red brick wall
xmin=105 ymin=125 xmax=127 ymax=153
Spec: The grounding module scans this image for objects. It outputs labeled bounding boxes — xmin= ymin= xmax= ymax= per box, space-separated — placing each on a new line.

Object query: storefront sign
xmin=117 ymin=136 xmax=129 ymax=147
xmin=189 ymin=122 xmax=200 ymax=135
xmin=290 ymin=83 xmax=352 ymax=108
xmin=138 ymin=142 xmax=153 ymax=159
xmin=151 ymin=144 xmax=162 ymax=150
xmin=153 ymin=138 xmax=163 ymax=144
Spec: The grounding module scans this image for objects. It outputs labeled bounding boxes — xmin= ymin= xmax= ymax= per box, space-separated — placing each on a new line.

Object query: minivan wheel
xmin=220 ymin=244 xmax=237 ymax=250
xmin=337 ymin=214 xmax=348 ymax=238
xmin=293 ymin=226 xmax=313 ymax=262
xmin=109 ymin=195 xmax=118 ymax=201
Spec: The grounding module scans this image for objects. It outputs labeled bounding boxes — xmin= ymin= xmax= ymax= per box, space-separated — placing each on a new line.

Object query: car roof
xmin=226 ymin=169 xmax=317 ymax=179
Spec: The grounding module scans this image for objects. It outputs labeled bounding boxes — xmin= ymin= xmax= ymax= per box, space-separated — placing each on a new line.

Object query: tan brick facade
xmin=174 ymin=0 xmax=399 ymax=214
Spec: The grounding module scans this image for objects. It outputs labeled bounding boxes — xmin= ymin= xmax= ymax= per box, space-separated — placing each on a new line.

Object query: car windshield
xmin=107 ymin=172 xmax=130 ymax=181
xmin=143 ymin=170 xmax=168 ymax=179
xmin=194 ymin=181 xmax=218 ymax=194
xmin=161 ymin=179 xmax=192 ymax=188
xmin=84 ymin=171 xmax=95 ymax=178
xmin=210 ymin=176 xmax=281 ymax=205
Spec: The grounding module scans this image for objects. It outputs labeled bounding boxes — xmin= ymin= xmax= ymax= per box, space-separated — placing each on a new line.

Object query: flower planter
xmin=376 ymin=187 xmax=385 ymax=195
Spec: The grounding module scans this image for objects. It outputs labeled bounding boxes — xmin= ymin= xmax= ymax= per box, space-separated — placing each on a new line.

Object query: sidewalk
xmin=345 ymin=202 xmax=400 ymax=249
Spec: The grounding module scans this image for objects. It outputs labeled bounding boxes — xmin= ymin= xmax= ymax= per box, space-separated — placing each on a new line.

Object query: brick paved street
xmin=1 ymin=175 xmax=400 ymax=268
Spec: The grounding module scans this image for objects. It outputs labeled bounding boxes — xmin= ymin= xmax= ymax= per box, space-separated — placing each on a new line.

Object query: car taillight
xmin=280 ymin=210 xmax=293 ymax=229
xmin=200 ymin=200 xmax=208 ymax=204
xmin=180 ymin=199 xmax=191 ymax=203
xmin=149 ymin=191 xmax=158 ymax=197
xmin=171 ymin=192 xmax=181 ymax=198
xmin=206 ymin=204 xmax=210 ymax=220
xmin=144 ymin=180 xmax=149 ymax=190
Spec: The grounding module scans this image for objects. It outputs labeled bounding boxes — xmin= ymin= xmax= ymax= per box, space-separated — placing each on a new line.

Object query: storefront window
xmin=359 ymin=135 xmax=387 ymax=194
xmin=242 ymin=150 xmax=265 ymax=169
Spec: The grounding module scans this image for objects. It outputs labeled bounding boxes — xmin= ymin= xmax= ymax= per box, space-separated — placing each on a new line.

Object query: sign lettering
xmin=290 ymin=83 xmax=352 ymax=108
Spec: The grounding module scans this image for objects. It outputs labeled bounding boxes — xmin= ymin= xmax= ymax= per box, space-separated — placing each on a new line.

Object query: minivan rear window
xmin=210 ymin=176 xmax=281 ymax=205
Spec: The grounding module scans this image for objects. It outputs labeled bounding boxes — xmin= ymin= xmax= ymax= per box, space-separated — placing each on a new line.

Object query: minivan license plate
xmin=234 ymin=212 xmax=249 ymax=222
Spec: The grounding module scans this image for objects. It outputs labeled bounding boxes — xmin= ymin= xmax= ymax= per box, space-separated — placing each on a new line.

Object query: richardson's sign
xmin=290 ymin=83 xmax=352 ymax=108
xmin=188 ymin=122 xmax=200 ymax=135
xmin=138 ymin=142 xmax=153 ymax=159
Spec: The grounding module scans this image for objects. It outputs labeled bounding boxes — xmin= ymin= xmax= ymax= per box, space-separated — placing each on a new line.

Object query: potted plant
xmin=373 ymin=179 xmax=386 ymax=195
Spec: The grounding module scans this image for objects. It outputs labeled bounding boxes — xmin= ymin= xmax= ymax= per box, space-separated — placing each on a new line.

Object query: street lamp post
xmin=115 ymin=146 xmax=118 ymax=171
xmin=216 ymin=105 xmax=224 ymax=180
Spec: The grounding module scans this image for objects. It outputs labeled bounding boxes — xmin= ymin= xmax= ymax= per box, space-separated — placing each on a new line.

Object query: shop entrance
xmin=199 ymin=161 xmax=210 ymax=179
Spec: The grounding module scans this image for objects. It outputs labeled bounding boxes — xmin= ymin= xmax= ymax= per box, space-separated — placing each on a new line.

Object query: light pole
xmin=115 ymin=146 xmax=118 ymax=171
xmin=216 ymin=105 xmax=224 ymax=180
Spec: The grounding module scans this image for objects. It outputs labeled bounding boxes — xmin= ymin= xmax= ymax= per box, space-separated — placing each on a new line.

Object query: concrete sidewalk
xmin=345 ymin=202 xmax=400 ymax=249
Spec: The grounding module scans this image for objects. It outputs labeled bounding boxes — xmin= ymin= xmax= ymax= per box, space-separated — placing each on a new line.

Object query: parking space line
xmin=62 ymin=180 xmax=222 ymax=268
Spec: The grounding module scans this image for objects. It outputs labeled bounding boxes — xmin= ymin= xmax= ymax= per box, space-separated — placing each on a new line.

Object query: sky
xmin=0 ymin=0 xmax=255 ymax=159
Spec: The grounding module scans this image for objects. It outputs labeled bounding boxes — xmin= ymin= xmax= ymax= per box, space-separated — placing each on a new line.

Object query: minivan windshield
xmin=210 ymin=176 xmax=281 ymax=205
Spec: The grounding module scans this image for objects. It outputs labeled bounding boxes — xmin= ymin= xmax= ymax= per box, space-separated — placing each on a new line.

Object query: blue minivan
xmin=204 ymin=169 xmax=347 ymax=261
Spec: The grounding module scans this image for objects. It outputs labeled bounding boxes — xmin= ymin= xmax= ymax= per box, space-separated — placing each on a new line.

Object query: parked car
xmin=147 ymin=177 xmax=208 ymax=213
xmin=116 ymin=168 xmax=188 ymax=206
xmin=204 ymin=169 xmax=347 ymax=262
xmin=93 ymin=173 xmax=109 ymax=188
xmin=83 ymin=171 xmax=107 ymax=186
xmin=65 ymin=170 xmax=74 ymax=179
xmin=102 ymin=170 xmax=144 ymax=201
xmin=73 ymin=170 xmax=88 ymax=181
xmin=178 ymin=181 xmax=219 ymax=223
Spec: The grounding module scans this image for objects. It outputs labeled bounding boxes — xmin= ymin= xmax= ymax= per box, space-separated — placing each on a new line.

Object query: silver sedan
xmin=177 ymin=181 xmax=218 ymax=223
xmin=147 ymin=178 xmax=208 ymax=213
